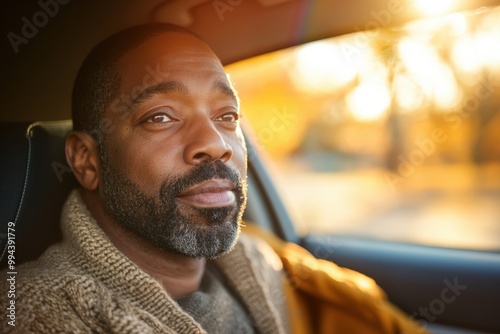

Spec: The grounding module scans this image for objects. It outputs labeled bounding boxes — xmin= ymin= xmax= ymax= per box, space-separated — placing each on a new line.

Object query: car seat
xmin=0 ymin=121 xmax=78 ymax=267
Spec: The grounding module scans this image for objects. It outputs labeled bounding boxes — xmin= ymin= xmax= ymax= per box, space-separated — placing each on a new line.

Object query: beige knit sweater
xmin=1 ymin=190 xmax=290 ymax=333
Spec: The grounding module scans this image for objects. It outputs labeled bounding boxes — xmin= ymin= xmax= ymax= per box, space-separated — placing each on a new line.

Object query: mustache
xmin=159 ymin=160 xmax=243 ymax=200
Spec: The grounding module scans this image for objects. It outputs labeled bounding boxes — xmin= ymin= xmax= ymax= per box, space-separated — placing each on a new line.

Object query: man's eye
xmin=147 ymin=114 xmax=174 ymax=123
xmin=216 ymin=113 xmax=239 ymax=122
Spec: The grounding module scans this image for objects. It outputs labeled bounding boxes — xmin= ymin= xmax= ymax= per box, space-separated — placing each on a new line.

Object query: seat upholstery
xmin=0 ymin=121 xmax=78 ymax=266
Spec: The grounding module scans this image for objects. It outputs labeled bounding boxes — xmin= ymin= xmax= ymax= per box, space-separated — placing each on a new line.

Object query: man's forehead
xmin=114 ymin=33 xmax=226 ymax=88
xmin=117 ymin=32 xmax=219 ymax=67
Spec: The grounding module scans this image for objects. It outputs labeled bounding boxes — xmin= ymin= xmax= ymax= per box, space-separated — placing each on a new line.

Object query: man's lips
xmin=176 ymin=179 xmax=236 ymax=208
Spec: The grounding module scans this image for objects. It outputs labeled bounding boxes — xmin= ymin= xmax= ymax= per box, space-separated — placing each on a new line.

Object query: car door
xmin=243 ymin=131 xmax=500 ymax=334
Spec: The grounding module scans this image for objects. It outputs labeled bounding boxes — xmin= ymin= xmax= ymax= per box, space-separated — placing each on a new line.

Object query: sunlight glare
xmin=414 ymin=0 xmax=454 ymax=16
xmin=398 ymin=38 xmax=460 ymax=109
xmin=476 ymin=32 xmax=500 ymax=72
xmin=292 ymin=41 xmax=358 ymax=93
xmin=449 ymin=13 xmax=468 ymax=36
xmin=451 ymin=34 xmax=482 ymax=76
xmin=452 ymin=28 xmax=500 ymax=78
xmin=346 ymin=82 xmax=391 ymax=122
xmin=394 ymin=74 xmax=424 ymax=112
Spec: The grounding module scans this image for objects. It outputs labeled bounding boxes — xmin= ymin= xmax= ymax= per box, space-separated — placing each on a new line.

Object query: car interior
xmin=1 ymin=1 xmax=500 ymax=333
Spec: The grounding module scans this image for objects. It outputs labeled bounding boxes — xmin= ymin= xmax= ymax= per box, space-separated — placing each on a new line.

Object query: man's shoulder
xmin=2 ymin=243 xmax=90 ymax=300
xmin=0 ymin=246 xmax=104 ymax=332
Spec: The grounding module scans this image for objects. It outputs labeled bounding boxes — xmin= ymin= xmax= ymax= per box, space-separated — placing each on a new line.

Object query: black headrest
xmin=0 ymin=121 xmax=78 ymax=266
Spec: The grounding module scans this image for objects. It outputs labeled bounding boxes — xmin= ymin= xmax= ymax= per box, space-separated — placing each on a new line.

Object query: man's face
xmin=98 ymin=32 xmax=247 ymax=259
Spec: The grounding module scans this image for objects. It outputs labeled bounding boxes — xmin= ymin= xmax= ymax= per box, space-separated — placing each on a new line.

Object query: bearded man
xmin=1 ymin=23 xmax=427 ymax=334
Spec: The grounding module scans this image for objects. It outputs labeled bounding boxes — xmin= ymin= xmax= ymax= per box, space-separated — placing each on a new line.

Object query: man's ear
xmin=65 ymin=131 xmax=100 ymax=191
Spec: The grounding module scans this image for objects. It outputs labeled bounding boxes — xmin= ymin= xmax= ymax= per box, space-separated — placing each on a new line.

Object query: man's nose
xmin=183 ymin=119 xmax=233 ymax=165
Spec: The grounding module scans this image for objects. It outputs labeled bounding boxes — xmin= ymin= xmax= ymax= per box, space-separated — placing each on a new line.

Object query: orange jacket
xmin=243 ymin=224 xmax=429 ymax=334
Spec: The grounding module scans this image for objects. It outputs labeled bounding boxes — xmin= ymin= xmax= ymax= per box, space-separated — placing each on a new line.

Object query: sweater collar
xmin=60 ymin=189 xmax=285 ymax=334
xmin=62 ymin=189 xmax=203 ymax=333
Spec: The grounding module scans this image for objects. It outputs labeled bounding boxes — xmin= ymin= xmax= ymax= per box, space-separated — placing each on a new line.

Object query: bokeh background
xmin=227 ymin=5 xmax=500 ymax=250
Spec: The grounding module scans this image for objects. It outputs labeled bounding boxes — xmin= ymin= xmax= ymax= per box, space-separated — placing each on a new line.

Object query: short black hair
xmin=71 ymin=23 xmax=201 ymax=143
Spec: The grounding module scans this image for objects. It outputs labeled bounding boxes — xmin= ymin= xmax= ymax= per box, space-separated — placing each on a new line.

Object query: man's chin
xmin=178 ymin=204 xmax=239 ymax=227
xmin=158 ymin=219 xmax=241 ymax=259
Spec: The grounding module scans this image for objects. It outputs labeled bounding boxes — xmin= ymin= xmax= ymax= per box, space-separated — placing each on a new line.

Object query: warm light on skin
xmin=292 ymin=41 xmax=357 ymax=93
xmin=414 ymin=0 xmax=455 ymax=16
xmin=346 ymin=82 xmax=391 ymax=121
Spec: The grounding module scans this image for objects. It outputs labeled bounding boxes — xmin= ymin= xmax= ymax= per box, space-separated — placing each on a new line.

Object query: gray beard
xmin=99 ymin=150 xmax=247 ymax=259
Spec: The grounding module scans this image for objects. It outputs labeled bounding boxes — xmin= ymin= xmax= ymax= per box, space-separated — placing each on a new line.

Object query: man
xmin=1 ymin=24 xmax=426 ymax=333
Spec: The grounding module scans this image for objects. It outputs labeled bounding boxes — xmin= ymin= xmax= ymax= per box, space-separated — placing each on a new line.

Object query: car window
xmin=226 ymin=6 xmax=500 ymax=251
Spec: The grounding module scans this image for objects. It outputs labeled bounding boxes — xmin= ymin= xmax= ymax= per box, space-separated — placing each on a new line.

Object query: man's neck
xmin=80 ymin=188 xmax=205 ymax=299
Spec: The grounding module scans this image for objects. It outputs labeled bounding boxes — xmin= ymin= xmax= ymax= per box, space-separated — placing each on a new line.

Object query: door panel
xmin=244 ymin=133 xmax=500 ymax=334
xmin=301 ymin=235 xmax=500 ymax=333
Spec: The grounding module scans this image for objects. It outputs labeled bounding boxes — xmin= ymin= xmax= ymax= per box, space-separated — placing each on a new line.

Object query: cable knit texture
xmin=0 ymin=190 xmax=290 ymax=333
xmin=176 ymin=265 xmax=255 ymax=333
